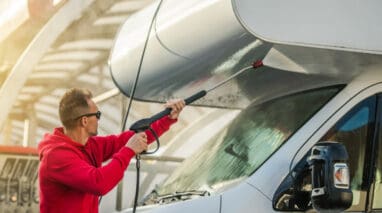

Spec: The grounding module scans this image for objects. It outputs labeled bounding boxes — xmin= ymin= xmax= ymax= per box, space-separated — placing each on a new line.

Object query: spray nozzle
xmin=253 ymin=60 xmax=263 ymax=68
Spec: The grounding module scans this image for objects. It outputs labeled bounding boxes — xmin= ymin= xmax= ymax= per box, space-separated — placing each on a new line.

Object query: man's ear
xmin=79 ymin=116 xmax=88 ymax=127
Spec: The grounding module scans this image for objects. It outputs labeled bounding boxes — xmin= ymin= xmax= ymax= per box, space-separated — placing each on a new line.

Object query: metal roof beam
xmin=0 ymin=0 xmax=95 ymax=131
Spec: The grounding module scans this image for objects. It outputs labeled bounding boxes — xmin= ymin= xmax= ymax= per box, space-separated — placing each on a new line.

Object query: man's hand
xmin=165 ymin=99 xmax=185 ymax=119
xmin=126 ymin=132 xmax=147 ymax=154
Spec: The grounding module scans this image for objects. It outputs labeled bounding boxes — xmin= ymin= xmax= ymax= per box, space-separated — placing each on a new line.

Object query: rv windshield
xmin=154 ymin=86 xmax=342 ymax=197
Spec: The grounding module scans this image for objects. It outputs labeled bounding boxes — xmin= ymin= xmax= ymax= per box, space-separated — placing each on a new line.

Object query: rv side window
xmin=373 ymin=95 xmax=382 ymax=210
xmin=274 ymin=95 xmax=376 ymax=212
xmin=320 ymin=96 xmax=376 ymax=211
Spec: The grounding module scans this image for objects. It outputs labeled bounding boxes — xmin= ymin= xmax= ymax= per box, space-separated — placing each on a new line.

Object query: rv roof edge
xmin=231 ymin=0 xmax=382 ymax=55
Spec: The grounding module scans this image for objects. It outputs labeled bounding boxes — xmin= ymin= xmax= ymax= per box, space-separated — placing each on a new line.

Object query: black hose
xmin=99 ymin=0 xmax=165 ymax=210
xmin=122 ymin=0 xmax=164 ymax=132
xmin=132 ymin=155 xmax=141 ymax=213
xmin=130 ymin=1 xmax=165 ymax=212
xmin=133 ymin=128 xmax=160 ymax=213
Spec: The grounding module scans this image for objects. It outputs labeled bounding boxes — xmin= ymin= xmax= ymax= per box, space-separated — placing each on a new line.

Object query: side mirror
xmin=307 ymin=141 xmax=353 ymax=212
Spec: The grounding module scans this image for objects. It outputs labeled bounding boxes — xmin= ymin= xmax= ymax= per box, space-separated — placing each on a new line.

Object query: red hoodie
xmin=38 ymin=117 xmax=176 ymax=213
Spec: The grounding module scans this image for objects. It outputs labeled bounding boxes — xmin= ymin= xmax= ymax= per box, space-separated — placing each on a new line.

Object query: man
xmin=38 ymin=88 xmax=185 ymax=213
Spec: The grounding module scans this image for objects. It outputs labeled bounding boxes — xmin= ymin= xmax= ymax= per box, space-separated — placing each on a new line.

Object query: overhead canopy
xmin=232 ymin=0 xmax=382 ymax=54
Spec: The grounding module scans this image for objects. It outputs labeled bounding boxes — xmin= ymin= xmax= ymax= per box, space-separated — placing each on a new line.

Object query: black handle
xmin=149 ymin=90 xmax=207 ymax=122
xmin=150 ymin=108 xmax=172 ymax=122
xmin=131 ymin=90 xmax=207 ymax=132
xmin=184 ymin=90 xmax=206 ymax=105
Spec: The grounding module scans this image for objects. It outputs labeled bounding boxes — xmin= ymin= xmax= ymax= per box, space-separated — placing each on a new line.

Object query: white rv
xmin=109 ymin=0 xmax=382 ymax=212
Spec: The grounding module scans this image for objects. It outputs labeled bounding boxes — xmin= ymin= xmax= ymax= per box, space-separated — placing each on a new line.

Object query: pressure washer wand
xmin=129 ymin=60 xmax=263 ymax=132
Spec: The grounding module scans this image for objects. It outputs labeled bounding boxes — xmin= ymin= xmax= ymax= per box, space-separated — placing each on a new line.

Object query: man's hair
xmin=59 ymin=88 xmax=93 ymax=129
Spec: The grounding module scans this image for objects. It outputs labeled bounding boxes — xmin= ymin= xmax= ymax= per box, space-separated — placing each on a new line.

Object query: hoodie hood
xmin=38 ymin=127 xmax=84 ymax=160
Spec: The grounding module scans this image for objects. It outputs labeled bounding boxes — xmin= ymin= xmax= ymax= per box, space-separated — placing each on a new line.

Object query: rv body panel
xmin=154 ymin=0 xmax=245 ymax=59
xmin=220 ymin=181 xmax=272 ymax=213
xmin=109 ymin=0 xmax=251 ymax=99
xmin=110 ymin=0 xmax=382 ymax=105
xmin=232 ymin=0 xmax=382 ymax=54
xmin=122 ymin=194 xmax=221 ymax=213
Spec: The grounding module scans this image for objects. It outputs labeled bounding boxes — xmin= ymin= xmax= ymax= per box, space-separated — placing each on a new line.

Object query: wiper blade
xmin=147 ymin=190 xmax=210 ymax=205
xmin=142 ymin=189 xmax=159 ymax=206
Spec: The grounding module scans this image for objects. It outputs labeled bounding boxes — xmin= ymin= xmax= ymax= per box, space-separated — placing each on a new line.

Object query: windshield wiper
xmin=143 ymin=190 xmax=210 ymax=205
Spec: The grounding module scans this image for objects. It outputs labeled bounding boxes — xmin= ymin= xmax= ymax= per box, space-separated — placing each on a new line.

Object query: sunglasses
xmin=74 ymin=111 xmax=102 ymax=120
